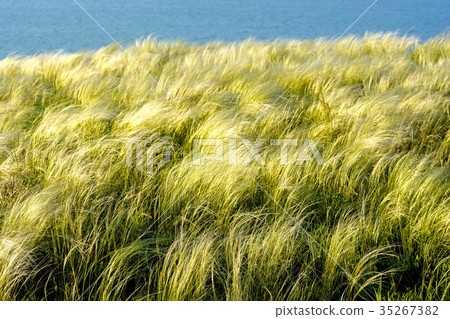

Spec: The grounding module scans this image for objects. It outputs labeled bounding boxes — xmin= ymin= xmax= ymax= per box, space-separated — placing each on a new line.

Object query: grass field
xmin=0 ymin=33 xmax=448 ymax=300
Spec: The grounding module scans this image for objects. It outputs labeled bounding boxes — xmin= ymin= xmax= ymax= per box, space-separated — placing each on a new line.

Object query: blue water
xmin=0 ymin=0 xmax=448 ymax=58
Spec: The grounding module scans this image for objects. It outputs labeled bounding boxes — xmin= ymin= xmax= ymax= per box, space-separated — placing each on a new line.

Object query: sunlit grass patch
xmin=0 ymin=33 xmax=448 ymax=300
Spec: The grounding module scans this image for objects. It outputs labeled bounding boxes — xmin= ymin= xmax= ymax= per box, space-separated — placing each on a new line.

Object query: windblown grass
xmin=0 ymin=33 xmax=449 ymax=300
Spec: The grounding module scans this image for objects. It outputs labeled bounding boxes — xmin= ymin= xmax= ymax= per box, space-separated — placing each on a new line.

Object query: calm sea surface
xmin=0 ymin=0 xmax=448 ymax=58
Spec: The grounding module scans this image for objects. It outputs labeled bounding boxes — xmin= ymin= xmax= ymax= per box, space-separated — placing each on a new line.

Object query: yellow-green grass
xmin=0 ymin=33 xmax=448 ymax=300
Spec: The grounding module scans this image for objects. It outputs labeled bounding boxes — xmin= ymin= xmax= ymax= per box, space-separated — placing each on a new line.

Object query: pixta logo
xmin=125 ymin=132 xmax=174 ymax=174
xmin=192 ymin=138 xmax=323 ymax=166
